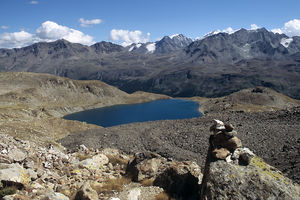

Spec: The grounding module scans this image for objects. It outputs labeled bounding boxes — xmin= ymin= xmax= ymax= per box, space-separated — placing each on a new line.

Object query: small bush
xmin=77 ymin=153 xmax=93 ymax=161
xmin=0 ymin=186 xmax=17 ymax=198
xmin=92 ymin=176 xmax=131 ymax=194
xmin=106 ymin=155 xmax=128 ymax=169
xmin=141 ymin=178 xmax=155 ymax=187
xmin=155 ymin=191 xmax=175 ymax=200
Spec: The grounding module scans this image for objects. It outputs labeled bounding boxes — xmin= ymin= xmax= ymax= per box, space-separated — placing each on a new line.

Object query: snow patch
xmin=280 ymin=37 xmax=293 ymax=48
xmin=203 ymin=30 xmax=221 ymax=38
xmin=146 ymin=43 xmax=156 ymax=53
xmin=170 ymin=34 xmax=179 ymax=39
xmin=128 ymin=46 xmax=134 ymax=51
xmin=203 ymin=27 xmax=237 ymax=38
xmin=128 ymin=43 xmax=142 ymax=51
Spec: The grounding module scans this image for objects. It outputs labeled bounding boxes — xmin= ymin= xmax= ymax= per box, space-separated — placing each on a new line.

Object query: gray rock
xmin=79 ymin=153 xmax=109 ymax=170
xmin=212 ymin=148 xmax=230 ymax=160
xmin=225 ymin=124 xmax=234 ymax=132
xmin=126 ymin=152 xmax=166 ymax=182
xmin=118 ymin=184 xmax=163 ymax=200
xmin=201 ymin=158 xmax=300 ymax=200
xmin=231 ymin=147 xmax=255 ymax=165
xmin=27 ymin=168 xmax=38 ymax=180
xmin=7 ymin=148 xmax=26 ymax=162
xmin=224 ymin=136 xmax=242 ymax=151
xmin=79 ymin=144 xmax=89 ymax=153
xmin=126 ymin=152 xmax=202 ymax=199
xmin=2 ymin=195 xmax=15 ymax=200
xmin=153 ymin=161 xmax=201 ymax=199
xmin=210 ymin=119 xmax=226 ymax=133
xmin=0 ymin=155 xmax=11 ymax=164
xmin=45 ymin=191 xmax=70 ymax=200
xmin=0 ymin=163 xmax=30 ymax=185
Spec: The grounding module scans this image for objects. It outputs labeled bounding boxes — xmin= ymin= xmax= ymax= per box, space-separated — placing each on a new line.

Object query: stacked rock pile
xmin=209 ymin=119 xmax=254 ymax=165
xmin=200 ymin=120 xmax=300 ymax=200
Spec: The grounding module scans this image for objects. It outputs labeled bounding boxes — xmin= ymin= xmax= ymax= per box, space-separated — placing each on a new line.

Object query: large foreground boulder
xmin=126 ymin=152 xmax=202 ymax=199
xmin=0 ymin=163 xmax=30 ymax=187
xmin=201 ymin=156 xmax=300 ymax=200
xmin=200 ymin=119 xmax=300 ymax=200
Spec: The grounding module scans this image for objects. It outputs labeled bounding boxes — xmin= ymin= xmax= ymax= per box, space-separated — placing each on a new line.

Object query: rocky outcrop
xmin=0 ymin=117 xmax=299 ymax=199
xmin=200 ymin=119 xmax=300 ymax=200
xmin=198 ymin=87 xmax=300 ymax=114
xmin=0 ymin=133 xmax=132 ymax=199
xmin=0 ymin=133 xmax=204 ymax=200
xmin=126 ymin=152 xmax=202 ymax=199
xmin=203 ymin=157 xmax=300 ymax=200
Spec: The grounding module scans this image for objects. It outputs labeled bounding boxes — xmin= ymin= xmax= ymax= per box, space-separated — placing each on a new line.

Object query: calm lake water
xmin=64 ymin=99 xmax=202 ymax=127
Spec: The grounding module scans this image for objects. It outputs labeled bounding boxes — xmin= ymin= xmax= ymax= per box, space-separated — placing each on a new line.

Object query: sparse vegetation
xmin=76 ymin=153 xmax=93 ymax=161
xmin=0 ymin=72 xmax=167 ymax=145
xmin=106 ymin=154 xmax=128 ymax=170
xmin=154 ymin=191 xmax=175 ymax=200
xmin=140 ymin=178 xmax=155 ymax=186
xmin=92 ymin=176 xmax=131 ymax=194
xmin=0 ymin=186 xmax=17 ymax=198
xmin=250 ymin=156 xmax=290 ymax=184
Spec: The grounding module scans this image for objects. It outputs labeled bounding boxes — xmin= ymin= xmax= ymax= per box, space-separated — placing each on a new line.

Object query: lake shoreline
xmin=64 ymin=99 xmax=202 ymax=127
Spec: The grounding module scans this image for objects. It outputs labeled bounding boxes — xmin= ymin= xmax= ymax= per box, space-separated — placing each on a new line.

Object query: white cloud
xmin=1 ymin=25 xmax=9 ymax=30
xmin=282 ymin=19 xmax=300 ymax=36
xmin=0 ymin=21 xmax=94 ymax=48
xmin=0 ymin=31 xmax=35 ymax=48
xmin=36 ymin=21 xmax=94 ymax=45
xmin=79 ymin=18 xmax=102 ymax=27
xmin=271 ymin=19 xmax=300 ymax=37
xmin=29 ymin=1 xmax=38 ymax=4
xmin=146 ymin=43 xmax=156 ymax=52
xmin=250 ymin=24 xmax=260 ymax=30
xmin=110 ymin=29 xmax=150 ymax=46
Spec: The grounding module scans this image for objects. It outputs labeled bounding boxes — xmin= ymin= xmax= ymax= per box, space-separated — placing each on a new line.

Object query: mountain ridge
xmin=0 ymin=28 xmax=300 ymax=99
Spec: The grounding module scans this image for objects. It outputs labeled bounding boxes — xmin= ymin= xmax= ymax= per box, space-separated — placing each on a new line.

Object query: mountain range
xmin=0 ymin=28 xmax=300 ymax=99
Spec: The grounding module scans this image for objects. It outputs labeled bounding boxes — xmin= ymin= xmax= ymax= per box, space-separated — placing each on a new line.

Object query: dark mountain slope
xmin=0 ymin=29 xmax=299 ymax=99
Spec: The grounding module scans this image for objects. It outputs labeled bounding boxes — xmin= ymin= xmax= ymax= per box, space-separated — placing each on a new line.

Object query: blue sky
xmin=1 ymin=0 xmax=300 ymax=48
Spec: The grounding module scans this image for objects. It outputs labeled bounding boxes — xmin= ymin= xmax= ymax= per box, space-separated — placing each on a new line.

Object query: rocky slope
xmin=0 ymin=71 xmax=300 ymax=199
xmin=0 ymin=72 xmax=168 ymax=143
xmin=0 ymin=29 xmax=300 ymax=99
xmin=60 ymin=106 xmax=300 ymax=185
xmin=190 ymin=86 xmax=300 ymax=114
xmin=1 ymin=121 xmax=299 ymax=200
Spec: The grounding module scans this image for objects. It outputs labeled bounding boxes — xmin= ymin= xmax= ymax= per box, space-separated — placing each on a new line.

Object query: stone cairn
xmin=209 ymin=119 xmax=254 ymax=165
xmin=200 ymin=119 xmax=254 ymax=199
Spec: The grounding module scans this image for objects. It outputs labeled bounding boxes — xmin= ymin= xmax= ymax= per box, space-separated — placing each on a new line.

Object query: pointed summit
xmin=155 ymin=34 xmax=192 ymax=54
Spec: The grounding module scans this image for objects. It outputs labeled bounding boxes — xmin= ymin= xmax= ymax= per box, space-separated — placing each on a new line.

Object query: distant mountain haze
xmin=0 ymin=28 xmax=299 ymax=99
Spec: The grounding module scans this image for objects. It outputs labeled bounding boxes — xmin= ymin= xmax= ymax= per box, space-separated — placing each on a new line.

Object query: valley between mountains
xmin=0 ymin=72 xmax=299 ymax=186
xmin=1 ymin=28 xmax=300 ymax=99
xmin=0 ymin=28 xmax=300 ymax=199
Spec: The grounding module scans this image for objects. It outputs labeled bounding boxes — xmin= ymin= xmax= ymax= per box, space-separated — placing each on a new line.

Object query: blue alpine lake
xmin=63 ymin=99 xmax=202 ymax=127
